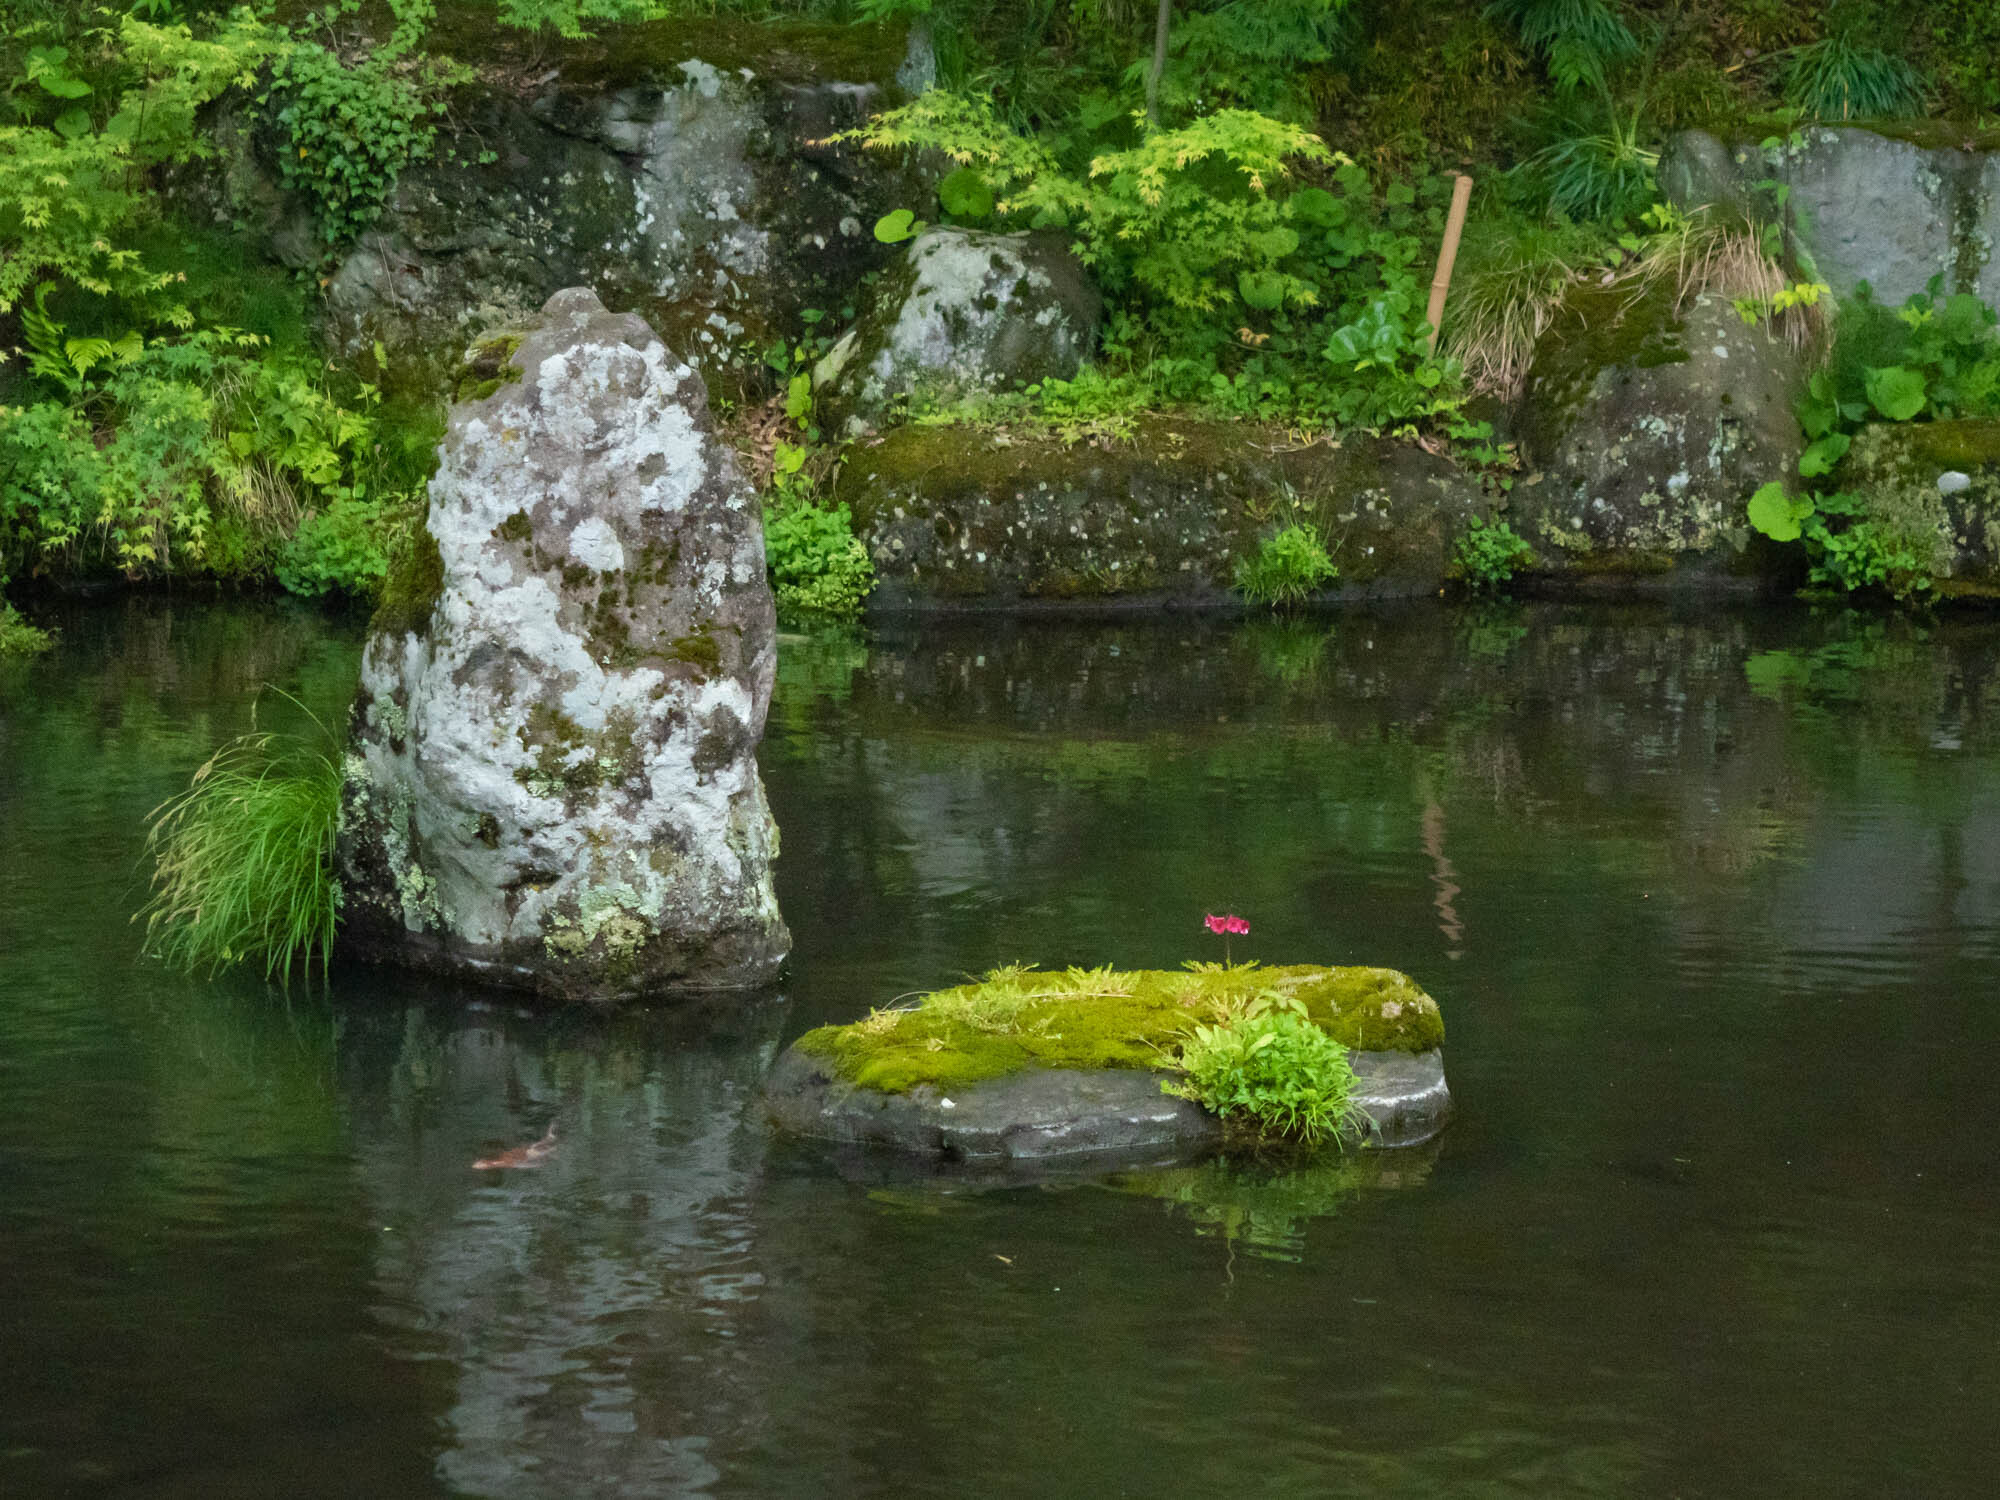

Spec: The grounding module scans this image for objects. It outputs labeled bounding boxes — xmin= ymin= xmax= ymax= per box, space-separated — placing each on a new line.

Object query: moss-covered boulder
xmin=1512 ymin=283 xmax=1804 ymax=586
xmin=1841 ymin=419 xmax=2000 ymax=598
xmin=228 ymin=17 xmax=928 ymax=403
xmin=337 ymin=289 xmax=789 ymax=1001
xmin=832 ymin=418 xmax=1486 ymax=605
xmin=813 ymin=228 xmax=1101 ymax=434
xmin=765 ymin=963 xmax=1452 ymax=1164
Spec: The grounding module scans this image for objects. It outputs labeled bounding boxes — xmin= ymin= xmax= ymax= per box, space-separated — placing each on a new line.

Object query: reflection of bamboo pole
xmin=1425 ymin=174 xmax=1475 ymax=356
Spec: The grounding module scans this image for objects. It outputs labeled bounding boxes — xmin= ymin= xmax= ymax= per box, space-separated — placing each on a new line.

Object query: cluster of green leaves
xmin=2 ymin=287 xmax=408 ymax=589
xmin=138 ymin=714 xmax=345 ymax=980
xmin=853 ymin=93 xmax=1466 ymax=430
xmin=1 ymin=10 xmax=279 ymax=312
xmin=1450 ymin=513 xmax=1533 ymax=590
xmin=765 ymin=487 xmax=875 ymax=622
xmin=1746 ymin=278 xmax=2000 ymax=603
xmin=1235 ymin=520 xmax=1336 ymax=607
xmin=1162 ymin=990 xmax=1362 ymax=1145
xmin=262 ymin=0 xmax=467 ymax=244
xmin=0 ymin=601 xmax=53 ymax=656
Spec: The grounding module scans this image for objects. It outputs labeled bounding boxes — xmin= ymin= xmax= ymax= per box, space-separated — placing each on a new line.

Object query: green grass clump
xmin=1163 ymin=997 xmax=1363 ymax=1145
xmin=139 ymin=727 xmax=344 ymax=980
xmin=793 ymin=962 xmax=1443 ymax=1096
xmin=1235 ymin=525 xmax=1337 ymax=608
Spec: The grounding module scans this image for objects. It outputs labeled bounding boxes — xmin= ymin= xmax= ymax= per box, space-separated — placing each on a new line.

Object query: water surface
xmin=2 ymin=598 xmax=1996 ymax=1497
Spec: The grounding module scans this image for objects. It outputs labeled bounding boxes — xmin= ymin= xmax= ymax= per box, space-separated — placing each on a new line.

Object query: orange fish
xmin=472 ymin=1121 xmax=557 ymax=1170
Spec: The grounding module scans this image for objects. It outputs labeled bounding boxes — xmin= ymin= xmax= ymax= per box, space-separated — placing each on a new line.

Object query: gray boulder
xmin=1513 ymin=281 xmax=1806 ymax=577
xmin=337 ymin=288 xmax=789 ymax=1001
xmin=290 ymin=31 xmax=924 ymax=403
xmin=1661 ymin=125 xmax=2000 ymax=306
xmin=813 ymin=227 xmax=1100 ymax=432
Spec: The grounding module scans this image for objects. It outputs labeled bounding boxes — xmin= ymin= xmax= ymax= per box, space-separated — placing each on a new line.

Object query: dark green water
xmin=3 ymin=599 xmax=1996 ymax=1498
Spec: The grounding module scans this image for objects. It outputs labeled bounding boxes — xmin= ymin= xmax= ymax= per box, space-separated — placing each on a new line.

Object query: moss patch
xmin=370 ymin=524 xmax=445 ymax=639
xmin=794 ymin=962 xmax=1444 ymax=1095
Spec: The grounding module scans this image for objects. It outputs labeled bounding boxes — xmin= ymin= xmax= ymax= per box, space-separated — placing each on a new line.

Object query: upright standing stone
xmin=337 ymin=288 xmax=788 ymax=1000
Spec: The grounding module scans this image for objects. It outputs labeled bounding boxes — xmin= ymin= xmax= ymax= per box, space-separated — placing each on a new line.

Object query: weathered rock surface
xmin=1661 ymin=125 xmax=2000 ymax=305
xmin=1843 ymin=418 xmax=2000 ymax=597
xmin=832 ymin=418 xmax=1487 ymax=605
xmin=764 ymin=1047 xmax=1451 ymax=1164
xmin=1512 ymin=282 xmax=1804 ymax=583
xmin=192 ymin=20 xmax=924 ymax=402
xmin=337 ymin=288 xmax=789 ymax=1000
xmin=813 ymin=227 xmax=1101 ymax=432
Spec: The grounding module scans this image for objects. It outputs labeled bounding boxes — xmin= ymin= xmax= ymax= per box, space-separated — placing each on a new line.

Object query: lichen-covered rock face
xmin=1513 ymin=283 xmax=1804 ymax=580
xmin=1661 ymin=125 xmax=2000 ymax=305
xmin=814 ymin=228 xmax=1101 ymax=432
xmin=304 ymin=24 xmax=924 ymax=404
xmin=337 ymin=288 xmax=789 ymax=1001
xmin=1842 ymin=419 xmax=2000 ymax=597
xmin=832 ymin=417 xmax=1484 ymax=604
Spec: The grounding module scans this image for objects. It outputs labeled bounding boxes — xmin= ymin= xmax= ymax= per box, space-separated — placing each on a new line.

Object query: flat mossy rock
xmin=832 ymin=419 xmax=1485 ymax=605
xmin=1841 ymin=419 xmax=2000 ymax=598
xmin=765 ymin=964 xmax=1451 ymax=1164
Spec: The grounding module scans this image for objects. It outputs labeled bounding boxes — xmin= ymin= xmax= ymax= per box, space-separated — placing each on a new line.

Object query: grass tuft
xmin=138 ymin=707 xmax=344 ymax=982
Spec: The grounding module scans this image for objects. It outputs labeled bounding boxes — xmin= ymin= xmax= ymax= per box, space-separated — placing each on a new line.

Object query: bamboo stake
xmin=1425 ymin=173 xmax=1475 ymax=356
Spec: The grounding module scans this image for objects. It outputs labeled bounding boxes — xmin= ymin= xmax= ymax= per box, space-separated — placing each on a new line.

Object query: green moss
xmin=665 ymin=622 xmax=722 ymax=678
xmin=794 ymin=962 xmax=1444 ymax=1095
xmin=451 ymin=334 xmax=523 ymax=406
xmin=370 ymin=524 xmax=445 ymax=639
xmin=494 ymin=510 xmax=534 ymax=545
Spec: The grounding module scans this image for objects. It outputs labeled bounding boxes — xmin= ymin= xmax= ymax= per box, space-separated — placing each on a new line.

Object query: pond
xmin=3 ymin=598 xmax=1996 ymax=1498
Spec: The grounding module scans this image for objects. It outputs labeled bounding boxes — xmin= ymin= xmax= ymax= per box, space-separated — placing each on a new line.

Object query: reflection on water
xmin=3 ymin=598 xmax=1999 ymax=1497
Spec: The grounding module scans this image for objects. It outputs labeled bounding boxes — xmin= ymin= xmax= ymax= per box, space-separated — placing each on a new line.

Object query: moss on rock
xmin=793 ymin=962 xmax=1444 ymax=1095
xmin=370 ymin=523 xmax=445 ymax=640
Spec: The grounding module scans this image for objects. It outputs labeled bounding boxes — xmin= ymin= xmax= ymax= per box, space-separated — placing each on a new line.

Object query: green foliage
xmin=1235 ymin=522 xmax=1336 ymax=607
xmin=265 ymin=2 xmax=465 ymax=244
xmin=1451 ymin=513 xmax=1533 ymax=589
xmin=487 ymin=0 xmax=661 ymax=37
xmin=1782 ymin=33 xmax=1926 ymax=120
xmin=139 ymin=715 xmax=344 ymax=980
xmin=764 ymin=476 xmax=875 ymax=622
xmin=1 ymin=291 xmax=401 ymax=586
xmin=1487 ymin=0 xmax=1636 ymax=93
xmin=0 ymin=10 xmax=279 ymax=312
xmin=1747 ymin=479 xmax=1812 ymax=543
xmin=0 ymin=601 xmax=53 ymax=656
xmin=277 ymin=490 xmax=413 ymax=598
xmin=1162 ymin=990 xmax=1362 ymax=1145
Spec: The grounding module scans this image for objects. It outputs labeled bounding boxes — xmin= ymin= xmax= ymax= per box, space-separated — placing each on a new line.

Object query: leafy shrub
xmin=1747 ymin=483 xmax=1933 ymax=602
xmin=1236 ymin=523 xmax=1337 ymax=607
xmin=139 ymin=720 xmax=344 ymax=979
xmin=266 ymin=2 xmax=466 ymax=244
xmin=765 ymin=496 xmax=875 ymax=622
xmin=1163 ymin=993 xmax=1362 ymax=1144
xmin=1452 ymin=514 xmax=1534 ymax=589
xmin=0 ymin=602 xmax=53 ymax=657
xmin=277 ymin=491 xmax=412 ymax=598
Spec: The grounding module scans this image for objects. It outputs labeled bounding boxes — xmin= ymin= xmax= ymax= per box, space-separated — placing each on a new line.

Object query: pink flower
xmin=1204 ymin=913 xmax=1250 ymax=936
xmin=1226 ymin=915 xmax=1250 ymax=936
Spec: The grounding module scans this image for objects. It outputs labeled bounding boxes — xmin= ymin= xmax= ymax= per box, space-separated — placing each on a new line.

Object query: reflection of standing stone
xmin=338 ymin=288 xmax=789 ymax=1001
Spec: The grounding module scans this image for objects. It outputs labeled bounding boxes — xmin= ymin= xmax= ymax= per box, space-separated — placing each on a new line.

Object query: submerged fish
xmin=472 ymin=1121 xmax=558 ymax=1170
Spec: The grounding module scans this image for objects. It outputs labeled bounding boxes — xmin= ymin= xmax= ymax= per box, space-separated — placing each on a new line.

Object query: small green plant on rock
xmin=139 ymin=705 xmax=344 ymax=980
xmin=1451 ymin=514 xmax=1534 ymax=591
xmin=1236 ymin=523 xmax=1337 ymax=608
xmin=1163 ymin=990 xmax=1363 ymax=1146
xmin=764 ymin=444 xmax=874 ymax=623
